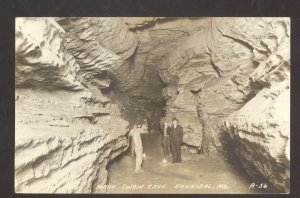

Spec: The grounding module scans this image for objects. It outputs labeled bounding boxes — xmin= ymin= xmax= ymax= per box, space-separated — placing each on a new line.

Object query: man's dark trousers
xmin=169 ymin=125 xmax=183 ymax=163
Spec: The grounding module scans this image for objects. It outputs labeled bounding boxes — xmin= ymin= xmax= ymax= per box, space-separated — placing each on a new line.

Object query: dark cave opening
xmin=98 ymin=66 xmax=168 ymax=134
xmin=100 ymin=91 xmax=166 ymax=134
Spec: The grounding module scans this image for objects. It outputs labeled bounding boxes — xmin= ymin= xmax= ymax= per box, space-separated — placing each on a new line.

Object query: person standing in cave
xmin=130 ymin=124 xmax=147 ymax=173
xmin=169 ymin=118 xmax=184 ymax=163
xmin=147 ymin=114 xmax=151 ymax=132
xmin=162 ymin=121 xmax=171 ymax=164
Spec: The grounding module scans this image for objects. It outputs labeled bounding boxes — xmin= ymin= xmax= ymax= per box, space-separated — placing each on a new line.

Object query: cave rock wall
xmin=15 ymin=17 xmax=290 ymax=192
xmin=15 ymin=18 xmax=129 ymax=193
xmin=159 ymin=17 xmax=290 ymax=191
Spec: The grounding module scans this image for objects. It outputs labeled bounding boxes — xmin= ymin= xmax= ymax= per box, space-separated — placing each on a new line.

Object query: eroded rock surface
xmin=223 ymin=80 xmax=290 ymax=192
xmin=221 ymin=18 xmax=290 ymax=191
xmin=15 ymin=18 xmax=83 ymax=90
xmin=15 ymin=18 xmax=129 ymax=193
xmin=15 ymin=17 xmax=290 ymax=192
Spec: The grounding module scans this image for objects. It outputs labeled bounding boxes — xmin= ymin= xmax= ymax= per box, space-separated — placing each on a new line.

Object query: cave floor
xmin=104 ymin=133 xmax=271 ymax=194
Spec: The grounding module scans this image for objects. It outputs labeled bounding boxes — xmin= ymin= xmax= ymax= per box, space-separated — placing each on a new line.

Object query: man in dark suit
xmin=169 ymin=118 xmax=184 ymax=163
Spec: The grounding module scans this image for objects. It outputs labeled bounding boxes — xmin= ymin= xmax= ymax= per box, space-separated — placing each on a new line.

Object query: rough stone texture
xmin=15 ymin=17 xmax=290 ymax=192
xmin=159 ymin=18 xmax=253 ymax=151
xmin=158 ymin=18 xmax=290 ymax=191
xmin=160 ymin=18 xmax=289 ymax=147
xmin=56 ymin=17 xmax=160 ymax=125
xmin=15 ymin=18 xmax=129 ymax=193
xmin=221 ymin=18 xmax=290 ymax=191
xmin=15 ymin=89 xmax=129 ymax=193
xmin=56 ymin=18 xmax=123 ymax=88
xmin=223 ymin=80 xmax=290 ymax=192
xmin=15 ymin=18 xmax=83 ymax=90
xmin=162 ymin=85 xmax=203 ymax=148
xmin=123 ymin=17 xmax=165 ymax=29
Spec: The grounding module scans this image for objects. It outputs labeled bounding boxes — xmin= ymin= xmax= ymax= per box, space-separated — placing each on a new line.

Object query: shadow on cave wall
xmin=100 ymin=79 xmax=167 ymax=133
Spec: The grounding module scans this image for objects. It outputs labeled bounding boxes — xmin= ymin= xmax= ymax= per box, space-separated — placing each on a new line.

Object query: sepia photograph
xmin=15 ymin=17 xmax=290 ymax=194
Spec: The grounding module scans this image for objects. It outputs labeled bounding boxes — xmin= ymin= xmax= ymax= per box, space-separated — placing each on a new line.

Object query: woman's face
xmin=172 ymin=120 xmax=177 ymax=125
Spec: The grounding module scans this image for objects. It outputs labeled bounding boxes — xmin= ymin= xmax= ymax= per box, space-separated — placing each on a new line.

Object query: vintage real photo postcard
xmin=15 ymin=17 xmax=290 ymax=194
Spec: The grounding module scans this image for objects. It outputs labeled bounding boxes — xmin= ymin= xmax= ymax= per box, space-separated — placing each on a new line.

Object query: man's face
xmin=172 ymin=120 xmax=177 ymax=125
xmin=142 ymin=125 xmax=148 ymax=132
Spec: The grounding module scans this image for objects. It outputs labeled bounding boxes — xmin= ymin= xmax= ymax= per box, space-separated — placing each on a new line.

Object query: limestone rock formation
xmin=15 ymin=93 xmax=129 ymax=193
xmin=56 ymin=17 xmax=123 ymax=88
xmin=15 ymin=18 xmax=129 ymax=193
xmin=221 ymin=18 xmax=290 ymax=191
xmin=15 ymin=18 xmax=83 ymax=90
xmin=223 ymin=80 xmax=290 ymax=192
xmin=15 ymin=17 xmax=290 ymax=193
xmin=123 ymin=17 xmax=165 ymax=29
xmin=158 ymin=17 xmax=290 ymax=191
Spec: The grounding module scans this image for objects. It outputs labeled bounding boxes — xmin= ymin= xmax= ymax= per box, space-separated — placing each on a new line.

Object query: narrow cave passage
xmin=15 ymin=17 xmax=289 ymax=194
xmin=92 ymin=45 xmax=281 ymax=194
xmin=98 ymin=73 xmax=278 ymax=194
xmin=105 ymin=132 xmax=273 ymax=194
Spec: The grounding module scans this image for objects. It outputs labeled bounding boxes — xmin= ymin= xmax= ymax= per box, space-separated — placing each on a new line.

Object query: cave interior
xmin=15 ymin=17 xmax=290 ymax=193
